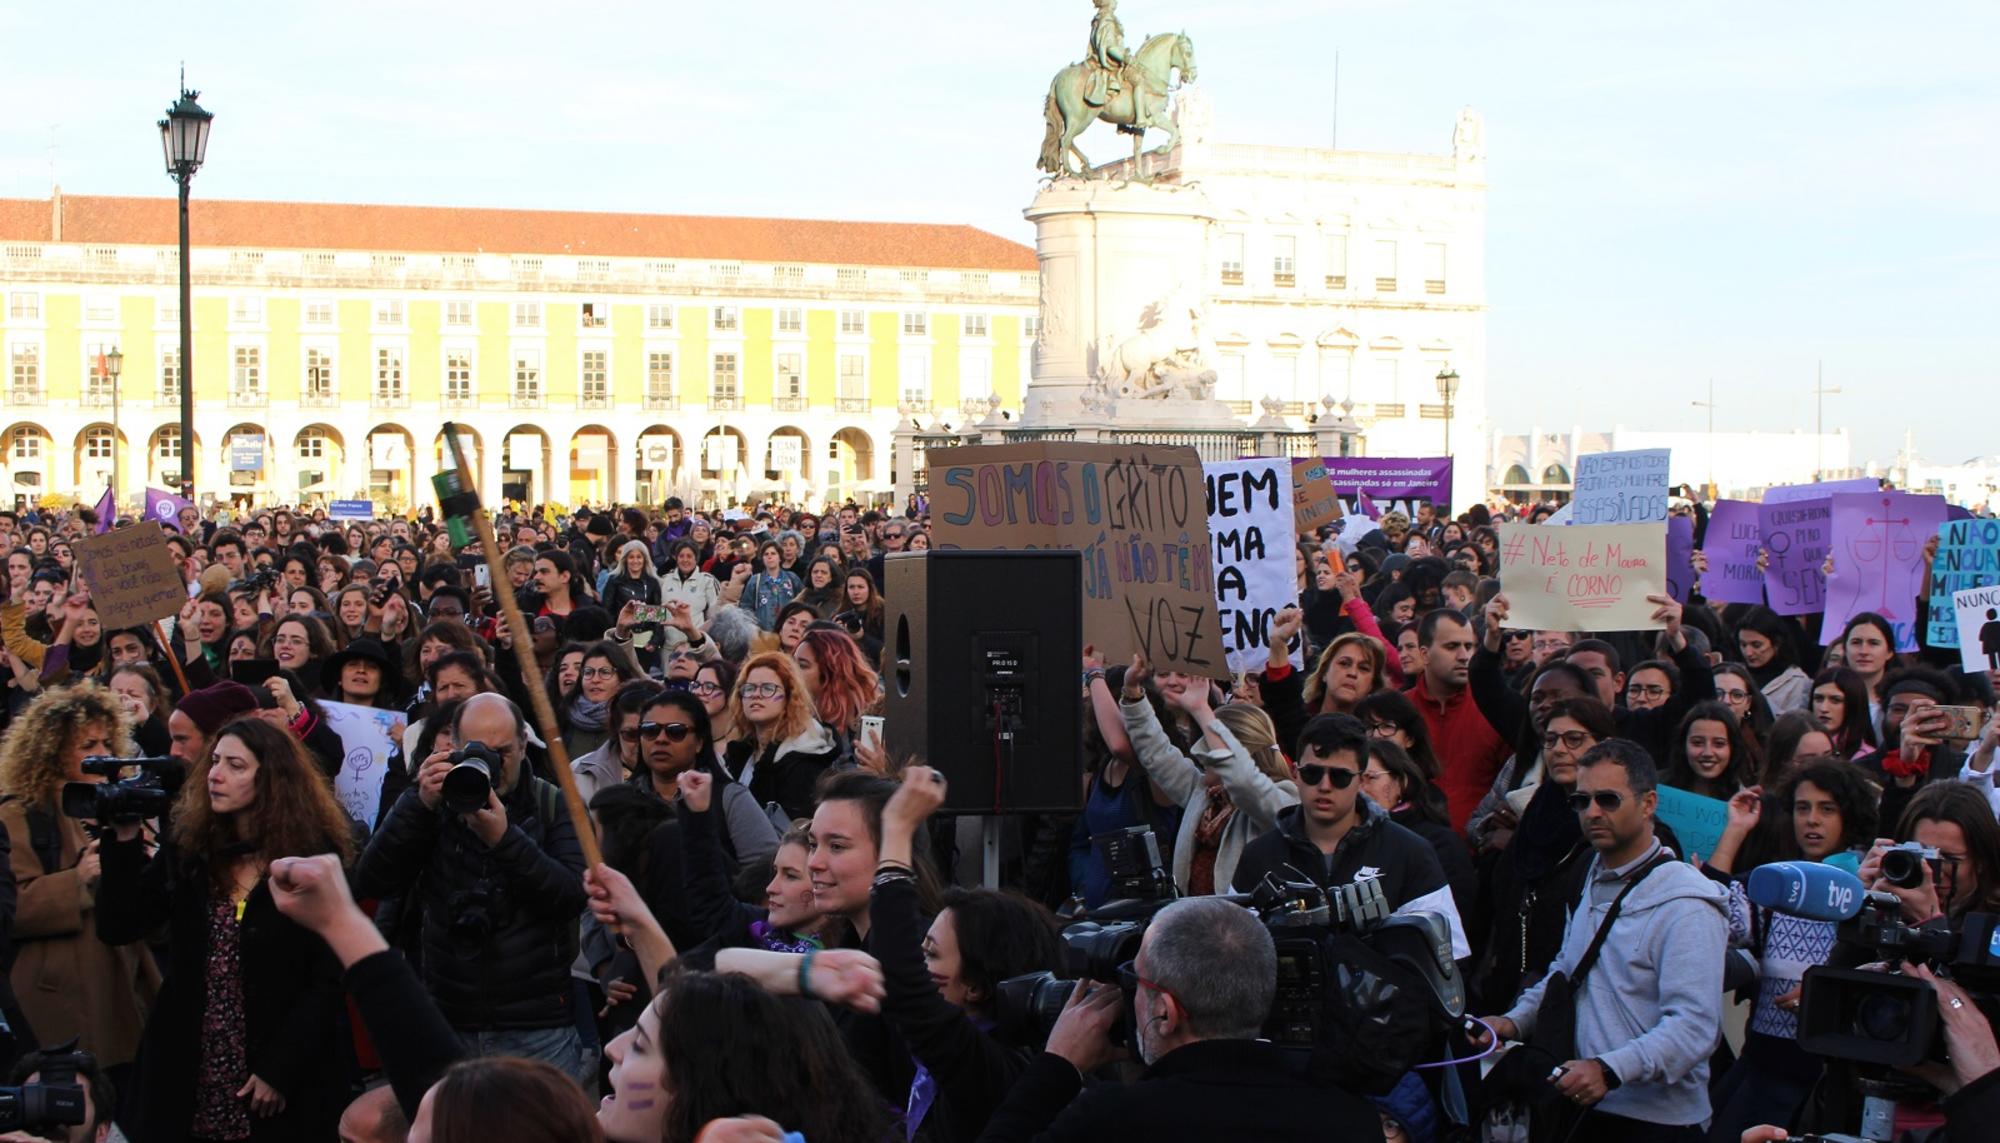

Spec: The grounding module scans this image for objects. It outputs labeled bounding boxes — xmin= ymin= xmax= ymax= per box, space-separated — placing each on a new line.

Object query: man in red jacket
xmin=1411 ymin=609 xmax=1510 ymax=833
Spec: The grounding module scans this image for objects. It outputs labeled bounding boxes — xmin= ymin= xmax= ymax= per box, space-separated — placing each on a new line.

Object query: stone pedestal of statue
xmin=1019 ymin=175 xmax=1238 ymax=430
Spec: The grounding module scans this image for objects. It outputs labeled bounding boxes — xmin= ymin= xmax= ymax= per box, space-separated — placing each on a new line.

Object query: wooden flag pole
xmin=150 ymin=620 xmax=193 ymax=697
xmin=437 ymin=423 xmax=603 ymax=869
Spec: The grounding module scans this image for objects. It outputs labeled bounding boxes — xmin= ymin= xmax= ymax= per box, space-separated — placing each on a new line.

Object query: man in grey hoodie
xmin=1473 ymin=737 xmax=1729 ymax=1142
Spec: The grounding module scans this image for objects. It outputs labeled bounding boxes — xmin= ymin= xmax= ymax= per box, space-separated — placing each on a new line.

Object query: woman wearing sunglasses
xmin=630 ymin=690 xmax=776 ymax=861
xmin=1475 ymin=696 xmax=1619 ymax=1012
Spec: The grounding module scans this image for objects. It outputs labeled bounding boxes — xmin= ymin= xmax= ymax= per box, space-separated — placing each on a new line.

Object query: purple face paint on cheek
xmin=624 ymin=1099 xmax=657 ymax=1111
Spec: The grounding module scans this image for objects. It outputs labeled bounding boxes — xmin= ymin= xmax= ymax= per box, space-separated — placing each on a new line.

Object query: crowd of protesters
xmin=0 ymin=486 xmax=1990 ymax=1143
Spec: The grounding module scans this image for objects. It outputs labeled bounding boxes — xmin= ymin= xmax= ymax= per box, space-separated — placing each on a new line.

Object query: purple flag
xmin=1821 ymin=491 xmax=1949 ymax=650
xmin=1699 ymin=500 xmax=1765 ymax=605
xmin=1665 ymin=515 xmax=1696 ymax=604
xmin=92 ymin=487 xmax=115 ymax=534
xmin=1759 ymin=497 xmax=1832 ymax=617
xmin=143 ymin=488 xmax=193 ymax=527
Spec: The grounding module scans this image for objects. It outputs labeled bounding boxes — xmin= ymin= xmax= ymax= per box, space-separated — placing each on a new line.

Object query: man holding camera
xmin=975 ymin=897 xmax=1381 ymax=1142
xmin=1472 ymin=739 xmax=1728 ymax=1143
xmin=1231 ymin=713 xmax=1471 ymax=960
xmin=355 ymin=692 xmax=591 ymax=1085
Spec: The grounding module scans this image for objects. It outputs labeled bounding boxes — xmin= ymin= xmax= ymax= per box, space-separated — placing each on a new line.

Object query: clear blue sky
xmin=3 ymin=1 xmax=1993 ymax=465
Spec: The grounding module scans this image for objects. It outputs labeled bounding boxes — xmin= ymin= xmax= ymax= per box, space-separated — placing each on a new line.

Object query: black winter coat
xmin=974 ymin=1039 xmax=1381 ymax=1143
xmin=1233 ymin=798 xmax=1451 ymax=911
xmin=873 ymin=876 xmax=1033 ymax=1143
xmin=354 ymin=773 xmax=588 ymax=1029
xmin=96 ymin=837 xmax=348 ymax=1143
xmin=728 ymin=725 xmax=845 ymax=823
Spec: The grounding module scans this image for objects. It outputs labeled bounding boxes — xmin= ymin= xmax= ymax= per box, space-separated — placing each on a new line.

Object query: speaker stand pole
xmin=982 ymin=816 xmax=1003 ymax=890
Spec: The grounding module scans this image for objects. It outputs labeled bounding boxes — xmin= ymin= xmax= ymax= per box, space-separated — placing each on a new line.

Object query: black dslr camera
xmin=229 ymin=566 xmax=280 ymax=596
xmin=441 ymin=742 xmax=504 ymax=815
xmin=0 ymin=1044 xmax=90 ymax=1133
xmin=446 ymin=879 xmax=510 ymax=946
xmin=61 ymin=756 xmax=180 ymax=825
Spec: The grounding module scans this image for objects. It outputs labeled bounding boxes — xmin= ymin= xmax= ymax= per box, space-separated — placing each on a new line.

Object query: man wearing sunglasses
xmin=1230 ymin=714 xmax=1470 ymax=961
xmin=1471 ymin=740 xmax=1729 ymax=1142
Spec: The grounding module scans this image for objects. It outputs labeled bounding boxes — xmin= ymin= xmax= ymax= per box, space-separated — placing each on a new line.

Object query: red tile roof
xmin=0 ymin=193 xmax=1038 ymax=272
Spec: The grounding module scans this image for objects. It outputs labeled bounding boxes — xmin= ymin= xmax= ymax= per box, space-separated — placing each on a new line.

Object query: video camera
xmin=60 ymin=756 xmax=180 ymax=825
xmin=994 ymin=836 xmax=1464 ymax=1093
xmin=1749 ymin=861 xmax=2000 ymax=1068
xmin=0 ymin=1044 xmax=89 ymax=1134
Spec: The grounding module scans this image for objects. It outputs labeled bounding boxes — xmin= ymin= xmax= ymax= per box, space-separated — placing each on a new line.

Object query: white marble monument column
xmin=1019 ymin=178 xmax=1235 ymax=430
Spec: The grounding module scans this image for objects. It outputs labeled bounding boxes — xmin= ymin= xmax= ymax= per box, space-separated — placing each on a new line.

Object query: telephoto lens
xmin=441 ymin=743 xmax=502 ymax=814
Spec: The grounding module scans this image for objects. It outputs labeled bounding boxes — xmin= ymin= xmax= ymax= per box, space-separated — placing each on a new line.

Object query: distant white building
xmin=1089 ymin=97 xmax=1490 ymax=507
xmin=1882 ymin=454 xmax=2000 ymax=512
xmin=1490 ymin=426 xmax=1856 ymax=502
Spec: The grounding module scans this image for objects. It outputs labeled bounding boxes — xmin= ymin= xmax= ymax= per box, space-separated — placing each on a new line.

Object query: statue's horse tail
xmin=1038 ymin=80 xmax=1064 ymax=175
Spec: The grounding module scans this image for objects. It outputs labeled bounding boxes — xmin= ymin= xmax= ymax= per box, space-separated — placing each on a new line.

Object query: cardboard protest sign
xmin=1205 ymin=459 xmax=1302 ymax=675
xmin=1928 ymin=518 xmax=2000 ymax=648
xmin=320 ymin=701 xmax=404 ymax=828
xmin=1758 ymin=497 xmax=1832 ymax=617
xmin=1290 ymin=458 xmax=1342 ymax=535
xmin=1699 ymin=500 xmax=1765 ymax=605
xmin=72 ymin=523 xmax=186 ymax=629
xmin=1568 ymin=448 xmax=1671 ymax=525
xmin=1655 ymin=785 xmax=1729 ymax=864
xmin=1320 ymin=457 xmax=1452 ymax=518
xmin=1665 ymin=514 xmax=1696 ymax=604
xmin=1495 ymin=522 xmax=1666 ymax=632
xmin=929 ymin=443 xmax=1228 ymax=676
xmin=1821 ymin=492 xmax=1948 ymax=650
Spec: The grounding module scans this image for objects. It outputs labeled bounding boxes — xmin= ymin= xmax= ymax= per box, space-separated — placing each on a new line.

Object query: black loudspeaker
xmin=881 ymin=550 xmax=1083 ymax=815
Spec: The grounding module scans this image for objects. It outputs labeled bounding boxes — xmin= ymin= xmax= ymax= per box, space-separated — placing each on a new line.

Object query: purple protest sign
xmin=1321 ymin=457 xmax=1453 ymax=516
xmin=1821 ymin=491 xmax=1949 ymax=650
xmin=1759 ymin=497 xmax=1832 ymax=616
xmin=1665 ymin=515 xmax=1696 ymax=603
xmin=1699 ymin=500 xmax=1765 ymax=605
xmin=1763 ymin=478 xmax=1879 ymax=504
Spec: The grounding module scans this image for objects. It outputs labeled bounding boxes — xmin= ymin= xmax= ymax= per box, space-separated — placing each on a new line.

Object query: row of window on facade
xmin=0 ymin=422 xmax=866 ymax=488
xmin=1209 ymin=350 xmax=1460 ymax=418
xmin=1215 ymin=234 xmax=1449 ymax=295
xmin=4 ymin=291 xmax=1033 ymax=340
xmin=10 ymin=244 xmax=999 ymax=293
xmin=4 ymin=341 xmax=988 ymax=413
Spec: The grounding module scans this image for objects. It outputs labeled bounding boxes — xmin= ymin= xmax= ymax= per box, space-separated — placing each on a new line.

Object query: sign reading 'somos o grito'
xmin=73 ymin=522 xmax=187 ymax=629
xmin=928 ymin=443 xmax=1228 ymax=677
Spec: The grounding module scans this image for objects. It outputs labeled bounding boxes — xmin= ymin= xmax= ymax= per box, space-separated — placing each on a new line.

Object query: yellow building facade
xmin=0 ymin=193 xmax=1039 ymax=511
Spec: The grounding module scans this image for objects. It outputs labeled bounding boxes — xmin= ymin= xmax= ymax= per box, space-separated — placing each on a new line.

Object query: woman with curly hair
xmin=724 ymin=651 xmax=841 ymax=821
xmin=97 ymin=715 xmax=356 ymax=1141
xmin=793 ymin=626 xmax=879 ymax=744
xmin=0 ymin=684 xmax=154 ymax=1081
